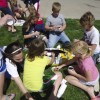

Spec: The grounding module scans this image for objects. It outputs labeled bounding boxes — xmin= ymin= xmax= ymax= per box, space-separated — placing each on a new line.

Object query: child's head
xmin=24 ymin=14 xmax=39 ymax=32
xmin=28 ymin=14 xmax=39 ymax=24
xmin=11 ymin=0 xmax=17 ymax=6
xmin=71 ymin=40 xmax=93 ymax=59
xmin=28 ymin=5 xmax=37 ymax=15
xmin=52 ymin=2 xmax=61 ymax=17
xmin=4 ymin=41 xmax=23 ymax=63
xmin=80 ymin=11 xmax=95 ymax=30
xmin=27 ymin=38 xmax=45 ymax=61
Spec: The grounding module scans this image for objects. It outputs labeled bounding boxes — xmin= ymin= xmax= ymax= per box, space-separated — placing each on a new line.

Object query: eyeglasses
xmin=11 ymin=48 xmax=22 ymax=54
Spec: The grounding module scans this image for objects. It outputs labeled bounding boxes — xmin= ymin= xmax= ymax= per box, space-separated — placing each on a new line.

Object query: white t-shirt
xmin=84 ymin=26 xmax=100 ymax=54
xmin=6 ymin=58 xmax=19 ymax=77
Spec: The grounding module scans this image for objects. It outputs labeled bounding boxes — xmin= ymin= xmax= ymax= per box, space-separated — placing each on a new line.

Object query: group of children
xmin=0 ymin=1 xmax=100 ymax=100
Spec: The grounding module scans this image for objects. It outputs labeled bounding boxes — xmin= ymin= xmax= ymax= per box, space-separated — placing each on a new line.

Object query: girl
xmin=9 ymin=0 xmax=27 ymax=20
xmin=0 ymin=48 xmax=15 ymax=100
xmin=4 ymin=41 xmax=34 ymax=100
xmin=55 ymin=40 xmax=100 ymax=100
xmin=22 ymin=14 xmax=47 ymax=47
xmin=23 ymin=38 xmax=62 ymax=100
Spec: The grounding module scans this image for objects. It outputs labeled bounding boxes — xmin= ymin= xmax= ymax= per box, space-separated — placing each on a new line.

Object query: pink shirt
xmin=77 ymin=57 xmax=99 ymax=81
xmin=0 ymin=0 xmax=8 ymax=7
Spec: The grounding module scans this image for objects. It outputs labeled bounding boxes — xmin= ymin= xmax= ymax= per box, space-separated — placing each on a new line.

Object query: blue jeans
xmin=92 ymin=52 xmax=100 ymax=64
xmin=0 ymin=7 xmax=13 ymax=15
xmin=47 ymin=31 xmax=70 ymax=48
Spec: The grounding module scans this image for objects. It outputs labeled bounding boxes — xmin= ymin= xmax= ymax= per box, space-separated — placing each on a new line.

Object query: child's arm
xmin=89 ymin=44 xmax=97 ymax=51
xmin=24 ymin=31 xmax=40 ymax=39
xmin=13 ymin=77 xmax=34 ymax=100
xmin=54 ymin=57 xmax=76 ymax=70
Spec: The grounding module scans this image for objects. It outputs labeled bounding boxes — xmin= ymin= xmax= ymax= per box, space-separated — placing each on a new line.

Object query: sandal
xmin=6 ymin=93 xmax=16 ymax=100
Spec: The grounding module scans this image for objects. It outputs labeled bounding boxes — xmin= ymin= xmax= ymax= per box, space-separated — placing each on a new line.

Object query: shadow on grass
xmin=20 ymin=85 xmax=53 ymax=100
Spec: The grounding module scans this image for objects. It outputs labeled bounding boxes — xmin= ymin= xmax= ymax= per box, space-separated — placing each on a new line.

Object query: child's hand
xmin=34 ymin=31 xmax=40 ymax=36
xmin=52 ymin=67 xmax=59 ymax=72
xmin=54 ymin=65 xmax=62 ymax=71
xmin=51 ymin=52 xmax=55 ymax=57
xmin=58 ymin=27 xmax=63 ymax=32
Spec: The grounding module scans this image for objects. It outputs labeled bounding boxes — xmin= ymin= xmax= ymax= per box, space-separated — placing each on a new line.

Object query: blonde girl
xmin=55 ymin=40 xmax=100 ymax=100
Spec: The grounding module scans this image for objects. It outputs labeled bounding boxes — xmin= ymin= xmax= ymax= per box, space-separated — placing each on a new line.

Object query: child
xmin=22 ymin=14 xmax=47 ymax=47
xmin=0 ymin=0 xmax=13 ymax=16
xmin=55 ymin=40 xmax=100 ymax=100
xmin=45 ymin=2 xmax=70 ymax=48
xmin=23 ymin=38 xmax=63 ymax=100
xmin=80 ymin=11 xmax=100 ymax=64
xmin=9 ymin=0 xmax=27 ymax=20
xmin=4 ymin=41 xmax=34 ymax=100
xmin=28 ymin=5 xmax=46 ymax=33
xmin=0 ymin=48 xmax=15 ymax=100
xmin=0 ymin=14 xmax=16 ymax=33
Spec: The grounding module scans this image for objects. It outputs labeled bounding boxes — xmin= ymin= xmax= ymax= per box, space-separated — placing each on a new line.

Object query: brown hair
xmin=23 ymin=14 xmax=39 ymax=32
xmin=80 ymin=11 xmax=95 ymax=27
xmin=4 ymin=41 xmax=22 ymax=62
xmin=27 ymin=38 xmax=45 ymax=61
xmin=52 ymin=2 xmax=61 ymax=12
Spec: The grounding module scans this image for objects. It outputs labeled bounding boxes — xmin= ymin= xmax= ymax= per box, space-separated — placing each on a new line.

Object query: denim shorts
xmin=0 ymin=7 xmax=13 ymax=15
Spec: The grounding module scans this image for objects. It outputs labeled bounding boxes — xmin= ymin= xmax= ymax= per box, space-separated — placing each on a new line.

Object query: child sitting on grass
xmin=9 ymin=0 xmax=27 ymax=20
xmin=55 ymin=40 xmax=100 ymax=100
xmin=22 ymin=14 xmax=47 ymax=47
xmin=80 ymin=11 xmax=100 ymax=64
xmin=23 ymin=38 xmax=63 ymax=100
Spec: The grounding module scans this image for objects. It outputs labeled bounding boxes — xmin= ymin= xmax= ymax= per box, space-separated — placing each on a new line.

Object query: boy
xmin=45 ymin=2 xmax=70 ymax=48
xmin=80 ymin=11 xmax=100 ymax=64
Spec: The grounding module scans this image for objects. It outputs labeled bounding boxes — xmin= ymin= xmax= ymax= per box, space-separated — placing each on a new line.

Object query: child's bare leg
xmin=53 ymin=72 xmax=62 ymax=96
xmin=65 ymin=75 xmax=96 ymax=99
xmin=11 ymin=25 xmax=16 ymax=32
xmin=0 ymin=74 xmax=5 ymax=100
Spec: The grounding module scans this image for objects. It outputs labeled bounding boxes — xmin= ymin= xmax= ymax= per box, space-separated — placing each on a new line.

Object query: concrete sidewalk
xmin=39 ymin=0 xmax=100 ymax=20
xmin=1 ymin=0 xmax=100 ymax=20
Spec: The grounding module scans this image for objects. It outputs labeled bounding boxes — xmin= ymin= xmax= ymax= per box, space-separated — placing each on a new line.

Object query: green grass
xmin=0 ymin=19 xmax=100 ymax=100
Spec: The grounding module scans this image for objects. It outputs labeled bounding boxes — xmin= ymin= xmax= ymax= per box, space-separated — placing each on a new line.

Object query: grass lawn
xmin=0 ymin=19 xmax=100 ymax=100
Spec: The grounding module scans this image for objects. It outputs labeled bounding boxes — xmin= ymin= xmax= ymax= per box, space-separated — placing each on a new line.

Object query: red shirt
xmin=0 ymin=0 xmax=8 ymax=7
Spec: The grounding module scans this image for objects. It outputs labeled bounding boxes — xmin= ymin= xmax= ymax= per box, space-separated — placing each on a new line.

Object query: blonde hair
xmin=28 ymin=5 xmax=37 ymax=15
xmin=10 ymin=0 xmax=17 ymax=6
xmin=71 ymin=40 xmax=93 ymax=57
xmin=52 ymin=2 xmax=61 ymax=12
xmin=80 ymin=11 xmax=95 ymax=27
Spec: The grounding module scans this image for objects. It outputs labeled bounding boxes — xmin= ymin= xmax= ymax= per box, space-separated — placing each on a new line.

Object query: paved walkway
xmin=39 ymin=0 xmax=100 ymax=19
xmin=1 ymin=0 xmax=100 ymax=20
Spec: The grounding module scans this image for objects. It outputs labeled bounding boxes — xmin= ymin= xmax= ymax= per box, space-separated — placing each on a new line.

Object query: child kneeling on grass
xmin=23 ymin=38 xmax=63 ymax=100
xmin=55 ymin=40 xmax=100 ymax=100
